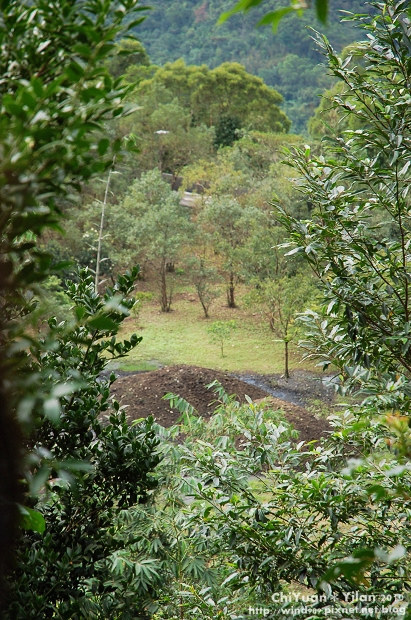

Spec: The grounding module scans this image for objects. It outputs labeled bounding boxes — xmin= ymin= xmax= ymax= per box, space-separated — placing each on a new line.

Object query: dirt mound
xmin=110 ymin=365 xmax=330 ymax=443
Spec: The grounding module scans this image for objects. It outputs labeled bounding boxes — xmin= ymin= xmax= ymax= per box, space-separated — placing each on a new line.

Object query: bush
xmin=4 ymin=269 xmax=162 ymax=618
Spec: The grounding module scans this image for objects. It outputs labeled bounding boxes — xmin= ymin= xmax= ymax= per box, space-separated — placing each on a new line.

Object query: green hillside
xmin=133 ymin=0 xmax=368 ymax=133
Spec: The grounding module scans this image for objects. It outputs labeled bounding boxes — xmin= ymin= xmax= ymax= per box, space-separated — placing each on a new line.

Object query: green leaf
xmin=75 ymin=305 xmax=86 ymax=321
xmin=323 ymin=548 xmax=375 ymax=585
xmin=3 ymin=95 xmax=26 ymax=118
xmin=257 ymin=7 xmax=295 ymax=32
xmin=88 ymin=315 xmax=118 ymax=331
xmin=98 ymin=138 xmax=110 ymax=156
xmin=218 ymin=0 xmax=264 ymax=24
xmin=19 ymin=505 xmax=46 ymax=534
xmin=44 ymin=397 xmax=61 ymax=423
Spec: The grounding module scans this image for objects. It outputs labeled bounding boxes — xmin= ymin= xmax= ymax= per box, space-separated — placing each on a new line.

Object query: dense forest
xmin=0 ymin=0 xmax=410 ymax=619
xmin=133 ymin=0 xmax=368 ymax=132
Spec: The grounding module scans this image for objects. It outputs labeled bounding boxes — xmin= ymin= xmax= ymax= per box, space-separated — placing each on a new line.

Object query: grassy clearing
xmin=117 ymin=287 xmax=315 ymax=374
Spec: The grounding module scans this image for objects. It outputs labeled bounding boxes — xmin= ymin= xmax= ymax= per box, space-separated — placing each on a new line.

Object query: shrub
xmin=4 ymin=269 xmax=162 ymax=618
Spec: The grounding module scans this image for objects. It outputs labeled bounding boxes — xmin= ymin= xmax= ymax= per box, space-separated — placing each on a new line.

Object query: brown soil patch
xmin=110 ymin=365 xmax=330 ymax=443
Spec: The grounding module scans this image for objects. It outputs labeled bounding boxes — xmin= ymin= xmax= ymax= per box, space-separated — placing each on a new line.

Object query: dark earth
xmin=110 ymin=365 xmax=333 ymax=443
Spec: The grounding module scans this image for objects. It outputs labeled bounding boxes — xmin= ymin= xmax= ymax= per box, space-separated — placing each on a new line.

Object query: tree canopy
xmin=134 ymin=59 xmax=291 ymax=133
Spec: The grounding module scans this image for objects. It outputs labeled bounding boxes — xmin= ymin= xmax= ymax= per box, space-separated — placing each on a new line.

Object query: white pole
xmin=95 ymin=157 xmax=115 ymax=293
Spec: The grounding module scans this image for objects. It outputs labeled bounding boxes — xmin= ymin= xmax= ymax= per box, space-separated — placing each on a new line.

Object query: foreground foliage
xmin=278 ymin=0 xmax=411 ymax=412
xmin=0 ymin=0 xmax=163 ymax=615
xmin=0 ymin=0 xmax=147 ymax=445
xmin=115 ymin=382 xmax=410 ymax=618
xmin=5 ymin=270 xmax=162 ymax=618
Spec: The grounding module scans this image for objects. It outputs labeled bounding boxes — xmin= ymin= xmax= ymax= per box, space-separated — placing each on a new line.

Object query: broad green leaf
xmin=88 ymin=315 xmax=118 ymax=331
xmin=218 ymin=0 xmax=264 ymax=24
xmin=19 ymin=505 xmax=46 ymax=534
xmin=258 ymin=7 xmax=295 ymax=32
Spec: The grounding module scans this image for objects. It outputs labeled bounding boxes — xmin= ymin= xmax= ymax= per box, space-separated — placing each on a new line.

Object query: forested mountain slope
xmin=133 ymin=0 xmax=368 ymax=133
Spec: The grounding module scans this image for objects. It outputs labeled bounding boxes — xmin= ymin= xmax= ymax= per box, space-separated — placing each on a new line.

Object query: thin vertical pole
xmin=95 ymin=158 xmax=115 ymax=293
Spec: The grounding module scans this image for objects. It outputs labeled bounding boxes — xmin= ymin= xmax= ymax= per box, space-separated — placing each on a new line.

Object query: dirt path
xmin=110 ymin=365 xmax=332 ymax=443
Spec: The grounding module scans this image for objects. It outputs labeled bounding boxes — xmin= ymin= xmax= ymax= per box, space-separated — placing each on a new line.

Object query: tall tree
xmin=131 ymin=0 xmax=363 ymax=132
xmin=201 ymin=197 xmax=263 ymax=308
xmin=110 ymin=169 xmax=192 ymax=311
xmin=135 ymin=59 xmax=291 ymax=133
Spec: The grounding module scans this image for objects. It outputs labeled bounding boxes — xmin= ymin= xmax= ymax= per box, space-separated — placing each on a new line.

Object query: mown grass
xmin=117 ymin=287 xmax=315 ymax=374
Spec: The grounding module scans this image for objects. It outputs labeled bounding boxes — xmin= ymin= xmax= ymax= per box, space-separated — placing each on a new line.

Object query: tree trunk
xmin=160 ymin=264 xmax=168 ymax=312
xmin=227 ymin=272 xmax=236 ymax=308
xmin=200 ymin=299 xmax=209 ymax=318
xmin=284 ymin=339 xmax=290 ymax=380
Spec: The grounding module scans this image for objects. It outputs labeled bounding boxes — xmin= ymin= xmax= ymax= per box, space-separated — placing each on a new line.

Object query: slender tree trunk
xmin=196 ymin=273 xmax=211 ymax=318
xmin=166 ymin=272 xmax=173 ymax=312
xmin=200 ymin=299 xmax=209 ymax=318
xmin=160 ymin=263 xmax=168 ymax=312
xmin=227 ymin=272 xmax=236 ymax=308
xmin=284 ymin=339 xmax=290 ymax=380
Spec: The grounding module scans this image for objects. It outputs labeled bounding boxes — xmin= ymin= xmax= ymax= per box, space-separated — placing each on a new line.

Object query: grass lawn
xmin=116 ymin=287 xmax=314 ymax=374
